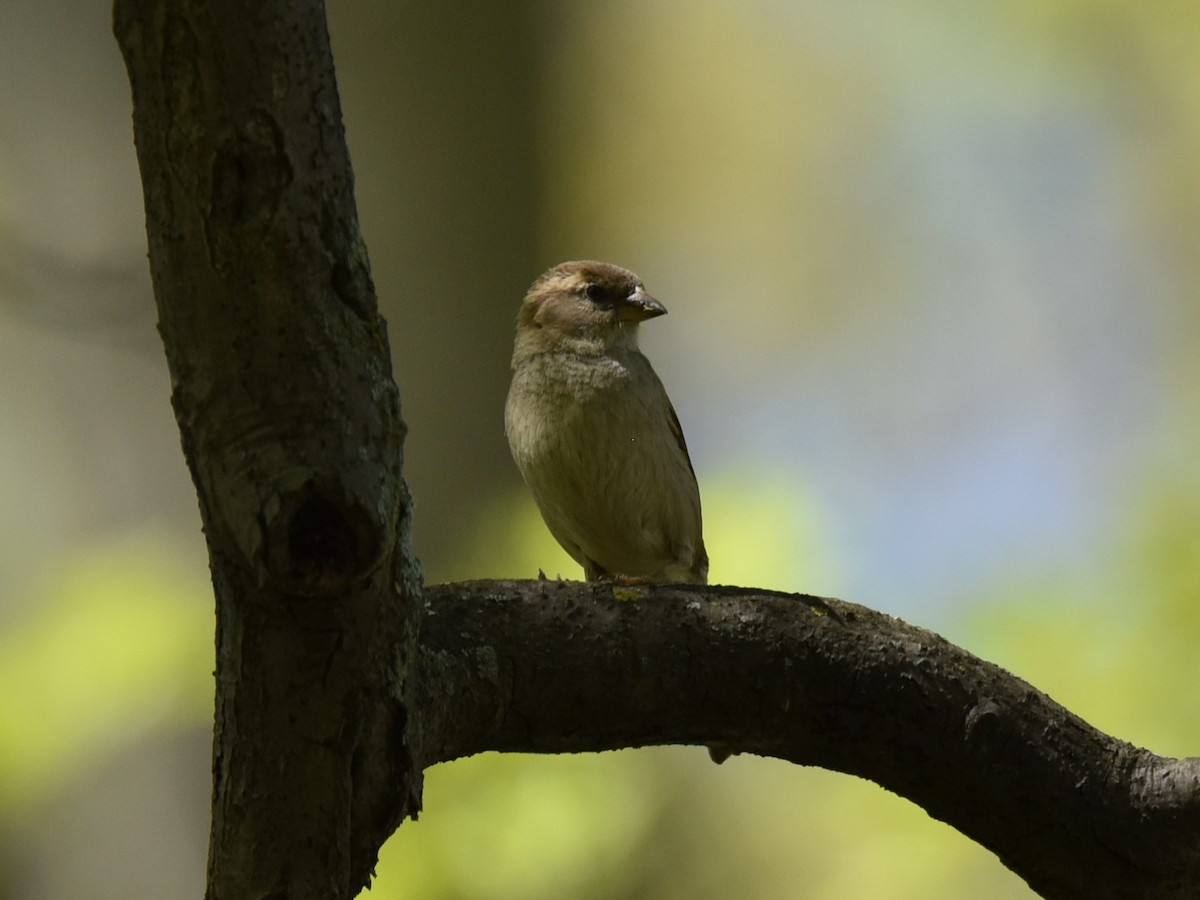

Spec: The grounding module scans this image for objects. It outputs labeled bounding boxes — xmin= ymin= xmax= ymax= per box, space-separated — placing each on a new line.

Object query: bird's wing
xmin=666 ymin=398 xmax=698 ymax=480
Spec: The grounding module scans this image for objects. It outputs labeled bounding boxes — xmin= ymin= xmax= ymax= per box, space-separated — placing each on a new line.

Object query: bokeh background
xmin=3 ymin=1 xmax=1200 ymax=897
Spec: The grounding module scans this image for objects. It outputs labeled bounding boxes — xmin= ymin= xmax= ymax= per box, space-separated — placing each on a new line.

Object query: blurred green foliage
xmin=0 ymin=535 xmax=211 ymax=816
xmin=971 ymin=478 xmax=1200 ymax=760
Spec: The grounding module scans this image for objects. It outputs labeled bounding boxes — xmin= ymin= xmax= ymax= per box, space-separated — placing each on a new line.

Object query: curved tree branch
xmin=417 ymin=579 xmax=1200 ymax=900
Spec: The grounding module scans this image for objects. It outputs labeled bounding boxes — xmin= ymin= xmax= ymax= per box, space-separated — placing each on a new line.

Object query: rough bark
xmin=418 ymin=580 xmax=1200 ymax=900
xmin=114 ymin=1 xmax=422 ymax=897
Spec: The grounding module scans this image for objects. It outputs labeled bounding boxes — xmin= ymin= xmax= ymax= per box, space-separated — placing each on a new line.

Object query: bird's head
xmin=517 ymin=260 xmax=666 ymax=351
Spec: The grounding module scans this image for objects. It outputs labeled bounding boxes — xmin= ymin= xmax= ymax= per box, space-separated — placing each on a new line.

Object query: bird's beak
xmin=616 ymin=286 xmax=668 ymax=322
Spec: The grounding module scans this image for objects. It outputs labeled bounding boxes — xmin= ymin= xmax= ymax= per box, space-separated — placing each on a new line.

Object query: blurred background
xmin=3 ymin=0 xmax=1200 ymax=897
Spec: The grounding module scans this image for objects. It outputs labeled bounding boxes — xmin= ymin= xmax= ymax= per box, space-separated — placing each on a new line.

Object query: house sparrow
xmin=504 ymin=260 xmax=708 ymax=584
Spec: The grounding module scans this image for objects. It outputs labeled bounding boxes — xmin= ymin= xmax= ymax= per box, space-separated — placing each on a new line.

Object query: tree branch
xmin=417 ymin=579 xmax=1200 ymax=900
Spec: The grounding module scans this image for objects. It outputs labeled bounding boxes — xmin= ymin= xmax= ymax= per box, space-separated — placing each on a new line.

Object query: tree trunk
xmin=114 ymin=1 xmax=422 ymax=896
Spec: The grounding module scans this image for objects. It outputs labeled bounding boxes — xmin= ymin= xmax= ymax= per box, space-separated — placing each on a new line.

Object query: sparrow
xmin=504 ymin=260 xmax=708 ymax=584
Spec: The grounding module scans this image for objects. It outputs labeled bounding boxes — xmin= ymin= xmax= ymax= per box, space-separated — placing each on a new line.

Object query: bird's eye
xmin=580 ymin=283 xmax=601 ymax=301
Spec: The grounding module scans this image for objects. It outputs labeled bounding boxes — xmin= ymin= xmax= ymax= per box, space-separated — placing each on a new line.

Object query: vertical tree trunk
xmin=113 ymin=1 xmax=422 ymax=896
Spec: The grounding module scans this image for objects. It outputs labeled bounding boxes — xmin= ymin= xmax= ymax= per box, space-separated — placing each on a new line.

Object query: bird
xmin=504 ymin=260 xmax=708 ymax=585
